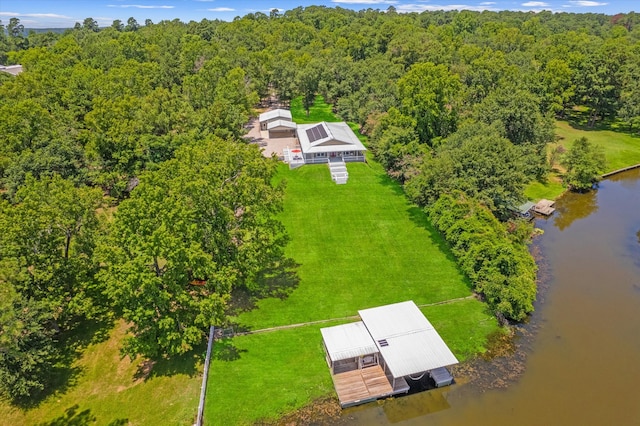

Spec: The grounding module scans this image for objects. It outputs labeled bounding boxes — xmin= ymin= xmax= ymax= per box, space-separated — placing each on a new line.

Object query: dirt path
xmin=236 ymin=295 xmax=476 ymax=336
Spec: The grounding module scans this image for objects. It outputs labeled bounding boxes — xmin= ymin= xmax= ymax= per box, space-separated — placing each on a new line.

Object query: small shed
xmin=512 ymin=201 xmax=535 ymax=219
xmin=258 ymin=109 xmax=293 ymax=131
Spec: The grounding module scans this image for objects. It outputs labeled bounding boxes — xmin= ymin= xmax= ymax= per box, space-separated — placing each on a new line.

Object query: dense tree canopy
xmin=561 ymin=137 xmax=607 ymax=191
xmin=1 ymin=6 xmax=639 ymax=400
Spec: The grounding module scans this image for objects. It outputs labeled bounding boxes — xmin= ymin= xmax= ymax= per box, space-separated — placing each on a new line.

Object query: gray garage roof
xmin=358 ymin=301 xmax=458 ymax=378
xmin=321 ymin=321 xmax=378 ymax=362
xmin=259 ymin=109 xmax=292 ymax=123
xmin=267 ymin=119 xmax=297 ymax=130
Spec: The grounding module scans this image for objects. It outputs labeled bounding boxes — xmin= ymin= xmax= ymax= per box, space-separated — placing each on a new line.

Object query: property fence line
xmin=235 ymin=295 xmax=476 ymax=336
xmin=196 ymin=325 xmax=215 ymax=426
xmin=601 ymin=163 xmax=640 ymax=178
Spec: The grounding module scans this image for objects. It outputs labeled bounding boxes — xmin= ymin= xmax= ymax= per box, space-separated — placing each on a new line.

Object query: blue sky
xmin=0 ymin=0 xmax=637 ymax=28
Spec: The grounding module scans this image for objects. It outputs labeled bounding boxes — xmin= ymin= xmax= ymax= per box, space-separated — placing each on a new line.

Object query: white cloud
xmin=332 ymin=0 xmax=397 ymax=3
xmin=566 ymin=0 xmax=607 ymax=6
xmin=207 ymin=7 xmax=235 ymax=12
xmin=522 ymin=1 xmax=549 ymax=6
xmin=107 ymin=4 xmax=175 ymax=9
xmin=0 ymin=12 xmax=72 ymax=19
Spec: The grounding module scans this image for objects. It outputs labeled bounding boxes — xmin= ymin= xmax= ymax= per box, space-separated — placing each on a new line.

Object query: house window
xmin=315 ymin=152 xmax=326 ymax=157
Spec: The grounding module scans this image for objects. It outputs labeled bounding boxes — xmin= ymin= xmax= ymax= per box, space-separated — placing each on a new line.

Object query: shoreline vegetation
xmin=1 ymin=8 xmax=639 ymax=426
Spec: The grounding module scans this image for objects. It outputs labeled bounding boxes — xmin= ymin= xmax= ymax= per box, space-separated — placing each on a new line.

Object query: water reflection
xmin=552 ymin=188 xmax=597 ymax=231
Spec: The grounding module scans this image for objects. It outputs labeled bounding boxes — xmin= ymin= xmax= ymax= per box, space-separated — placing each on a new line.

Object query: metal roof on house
xmin=358 ymin=301 xmax=458 ymax=378
xmin=320 ymin=321 xmax=378 ymax=362
xmin=259 ymin=109 xmax=292 ymax=123
xmin=0 ymin=65 xmax=23 ymax=76
xmin=297 ymin=122 xmax=367 ymax=154
xmin=266 ymin=119 xmax=297 ymax=130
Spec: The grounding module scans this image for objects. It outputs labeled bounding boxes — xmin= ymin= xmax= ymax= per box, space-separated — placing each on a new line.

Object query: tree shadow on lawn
xmin=37 ymin=404 xmax=128 ymax=426
xmin=406 ymin=205 xmax=474 ymax=292
xmin=227 ymin=257 xmax=301 ymax=323
xmin=564 ymin=109 xmax=639 ymax=135
xmin=133 ymin=341 xmax=206 ymax=381
xmin=212 ymin=337 xmax=248 ymax=362
xmin=376 ymin=172 xmax=406 ymax=197
xmin=15 ymin=318 xmax=115 ymax=409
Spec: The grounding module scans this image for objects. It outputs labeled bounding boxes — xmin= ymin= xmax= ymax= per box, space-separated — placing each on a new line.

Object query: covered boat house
xmin=320 ymin=301 xmax=459 ymax=408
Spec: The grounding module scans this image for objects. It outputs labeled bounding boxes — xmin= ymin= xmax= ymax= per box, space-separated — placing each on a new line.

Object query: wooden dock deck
xmin=331 ymin=366 xmax=410 ymax=408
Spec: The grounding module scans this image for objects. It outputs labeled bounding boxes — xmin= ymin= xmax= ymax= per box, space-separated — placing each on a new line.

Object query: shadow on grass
xmin=406 ymin=205 xmax=474 ymax=292
xmin=212 ymin=337 xmax=248 ymax=362
xmin=36 ymin=404 xmax=128 ymax=426
xmin=228 ymin=257 xmax=301 ymax=321
xmin=376 ymin=172 xmax=406 ymax=197
xmin=134 ymin=341 xmax=206 ymax=381
xmin=564 ymin=109 xmax=640 ymax=136
xmin=15 ymin=318 xmax=114 ymax=409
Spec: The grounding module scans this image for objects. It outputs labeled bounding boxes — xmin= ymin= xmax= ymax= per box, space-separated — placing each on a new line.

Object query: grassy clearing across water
xmin=554 ymin=120 xmax=640 ymax=172
xmin=525 ymin=120 xmax=640 ymax=200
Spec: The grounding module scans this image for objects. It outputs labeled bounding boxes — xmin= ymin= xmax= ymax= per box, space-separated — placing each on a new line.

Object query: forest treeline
xmin=0 ymin=8 xmax=639 ymax=402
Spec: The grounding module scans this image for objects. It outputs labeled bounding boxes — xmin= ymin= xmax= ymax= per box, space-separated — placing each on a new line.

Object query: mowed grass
xmin=0 ymin=321 xmax=202 ymax=426
xmin=206 ymin=299 xmax=498 ymax=425
xmin=525 ymin=120 xmax=640 ymax=200
xmin=236 ymin=161 xmax=472 ymax=330
xmin=290 ymin=95 xmax=339 ymax=124
xmin=206 ymin=152 xmax=500 ymax=425
xmin=555 ymin=120 xmax=640 ymax=172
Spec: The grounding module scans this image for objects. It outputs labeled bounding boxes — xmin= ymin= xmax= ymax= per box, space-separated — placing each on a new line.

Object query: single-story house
xmin=259 ymin=109 xmax=293 ymax=131
xmin=321 ymin=300 xmax=459 ymax=408
xmin=296 ymin=121 xmax=366 ymax=163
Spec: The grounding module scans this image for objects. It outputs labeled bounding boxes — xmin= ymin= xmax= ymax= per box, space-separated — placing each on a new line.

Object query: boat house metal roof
xmin=321 ymin=321 xmax=378 ymax=362
xmin=358 ymin=301 xmax=459 ymax=378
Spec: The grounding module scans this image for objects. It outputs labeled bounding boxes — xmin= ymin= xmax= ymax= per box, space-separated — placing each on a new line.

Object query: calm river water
xmin=332 ymin=168 xmax=640 ymax=426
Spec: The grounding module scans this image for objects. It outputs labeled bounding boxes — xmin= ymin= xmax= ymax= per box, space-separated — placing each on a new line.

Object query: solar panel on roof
xmin=306 ymin=124 xmax=328 ymax=142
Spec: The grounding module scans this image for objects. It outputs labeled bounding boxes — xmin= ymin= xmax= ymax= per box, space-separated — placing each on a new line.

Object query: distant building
xmin=0 ymin=65 xmax=23 ymax=76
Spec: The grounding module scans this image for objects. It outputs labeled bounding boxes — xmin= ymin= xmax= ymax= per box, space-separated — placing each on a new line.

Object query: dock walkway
xmin=331 ymin=365 xmax=409 ymax=408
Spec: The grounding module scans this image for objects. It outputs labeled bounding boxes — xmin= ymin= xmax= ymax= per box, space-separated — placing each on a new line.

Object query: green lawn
xmin=235 ymin=162 xmax=473 ymax=330
xmin=206 ymin=159 xmax=500 ymax=425
xmin=525 ymin=120 xmax=640 ymax=200
xmin=290 ymin=95 xmax=339 ymax=124
xmin=524 ymin=174 xmax=566 ymax=201
xmin=206 ymin=301 xmax=497 ymax=426
xmin=0 ymin=321 xmax=202 ymax=426
xmin=555 ymin=121 xmax=640 ymax=172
